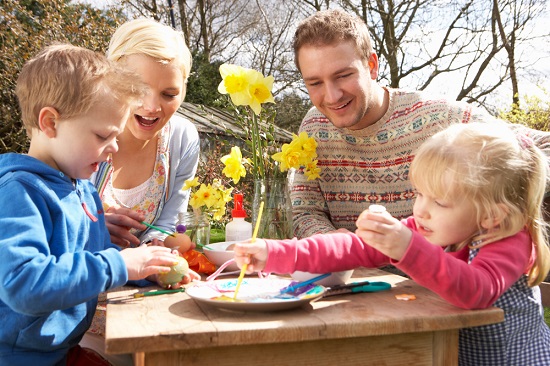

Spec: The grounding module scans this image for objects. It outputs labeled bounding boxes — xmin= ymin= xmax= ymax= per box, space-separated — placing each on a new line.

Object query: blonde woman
xmin=91 ymin=18 xmax=200 ymax=248
xmin=84 ymin=19 xmax=201 ymax=365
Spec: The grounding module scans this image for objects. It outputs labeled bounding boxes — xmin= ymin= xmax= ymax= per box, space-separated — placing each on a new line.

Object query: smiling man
xmin=290 ymin=9 xmax=550 ymax=239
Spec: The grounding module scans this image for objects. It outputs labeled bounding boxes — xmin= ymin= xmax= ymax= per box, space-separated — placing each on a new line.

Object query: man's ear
xmin=38 ymin=107 xmax=60 ymax=138
xmin=481 ymin=203 xmax=509 ymax=230
xmin=367 ymin=53 xmax=379 ymax=79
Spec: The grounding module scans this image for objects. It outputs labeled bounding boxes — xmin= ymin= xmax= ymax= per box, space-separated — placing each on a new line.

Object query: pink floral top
xmin=98 ymin=125 xmax=170 ymax=247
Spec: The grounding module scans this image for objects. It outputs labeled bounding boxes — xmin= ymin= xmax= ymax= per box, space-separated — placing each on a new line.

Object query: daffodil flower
xmin=305 ymin=160 xmax=321 ymax=181
xmin=218 ymin=63 xmax=274 ymax=116
xmin=221 ymin=146 xmax=248 ymax=184
xmin=182 ymin=177 xmax=200 ymax=191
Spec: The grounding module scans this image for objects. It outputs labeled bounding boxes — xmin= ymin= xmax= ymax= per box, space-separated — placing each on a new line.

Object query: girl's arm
xmin=262 ymin=232 xmax=392 ymax=275
xmin=394 ymin=230 xmax=532 ymax=309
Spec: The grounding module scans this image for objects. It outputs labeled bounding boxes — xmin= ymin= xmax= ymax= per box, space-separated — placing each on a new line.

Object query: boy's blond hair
xmin=16 ymin=43 xmax=147 ymax=135
xmin=292 ymin=9 xmax=374 ymax=72
xmin=410 ymin=122 xmax=550 ymax=286
xmin=107 ymin=18 xmax=192 ymax=88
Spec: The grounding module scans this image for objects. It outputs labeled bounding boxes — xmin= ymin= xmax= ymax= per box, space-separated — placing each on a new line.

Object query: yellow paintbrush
xmin=233 ymin=201 xmax=263 ymax=300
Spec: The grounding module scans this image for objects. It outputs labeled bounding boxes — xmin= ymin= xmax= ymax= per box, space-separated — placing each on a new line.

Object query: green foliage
xmin=0 ymin=0 xmax=127 ymax=154
xmin=545 ymin=307 xmax=550 ymax=327
xmin=209 ymin=228 xmax=225 ymax=243
xmin=185 ymin=51 xmax=224 ymax=106
xmin=274 ymin=93 xmax=312 ymax=133
xmin=498 ymin=91 xmax=550 ymax=132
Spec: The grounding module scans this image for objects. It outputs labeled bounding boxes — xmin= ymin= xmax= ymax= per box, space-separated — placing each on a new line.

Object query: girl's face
xmin=412 ymin=185 xmax=480 ymax=248
xmin=120 ymin=53 xmax=185 ymax=142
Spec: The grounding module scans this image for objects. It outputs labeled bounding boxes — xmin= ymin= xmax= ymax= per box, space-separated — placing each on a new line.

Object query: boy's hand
xmin=104 ymin=204 xmax=146 ymax=247
xmin=355 ymin=209 xmax=412 ymax=261
xmin=233 ymin=239 xmax=268 ymax=273
xmin=152 ymin=268 xmax=201 ymax=289
xmin=120 ymin=245 xmax=181 ymax=280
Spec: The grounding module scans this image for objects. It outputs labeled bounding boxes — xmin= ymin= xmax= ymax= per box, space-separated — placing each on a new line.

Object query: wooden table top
xmin=105 ymin=267 xmax=504 ymax=355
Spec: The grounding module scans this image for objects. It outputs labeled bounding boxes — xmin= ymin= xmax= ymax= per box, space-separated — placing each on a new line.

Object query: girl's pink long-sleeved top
xmin=264 ymin=217 xmax=534 ymax=310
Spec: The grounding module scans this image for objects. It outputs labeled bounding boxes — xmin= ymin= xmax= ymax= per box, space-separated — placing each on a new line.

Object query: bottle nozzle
xmin=231 ymin=193 xmax=247 ymax=218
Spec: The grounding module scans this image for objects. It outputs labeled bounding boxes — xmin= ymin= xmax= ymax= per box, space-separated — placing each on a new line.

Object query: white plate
xmin=186 ymin=277 xmax=326 ymax=312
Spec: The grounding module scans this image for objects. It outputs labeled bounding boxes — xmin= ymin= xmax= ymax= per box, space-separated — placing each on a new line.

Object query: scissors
xmin=324 ymin=280 xmax=391 ymax=297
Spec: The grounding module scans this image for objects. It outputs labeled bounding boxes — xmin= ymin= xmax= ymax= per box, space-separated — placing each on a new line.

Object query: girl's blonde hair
xmin=107 ymin=18 xmax=192 ymax=97
xmin=410 ymin=122 xmax=550 ymax=286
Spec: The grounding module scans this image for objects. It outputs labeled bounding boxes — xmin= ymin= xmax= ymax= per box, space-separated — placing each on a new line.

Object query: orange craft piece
xmin=395 ymin=294 xmax=416 ymax=301
xmin=183 ymin=249 xmax=216 ymax=274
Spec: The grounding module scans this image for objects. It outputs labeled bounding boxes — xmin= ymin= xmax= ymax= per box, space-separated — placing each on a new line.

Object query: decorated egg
xmin=164 ymin=232 xmax=194 ymax=255
xmin=158 ymin=256 xmax=189 ymax=287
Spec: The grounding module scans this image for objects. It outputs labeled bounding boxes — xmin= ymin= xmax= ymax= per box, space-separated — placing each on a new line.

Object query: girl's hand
xmin=104 ymin=204 xmax=146 ymax=247
xmin=233 ymin=239 xmax=268 ymax=273
xmin=119 ymin=245 xmax=180 ymax=280
xmin=355 ymin=209 xmax=412 ymax=261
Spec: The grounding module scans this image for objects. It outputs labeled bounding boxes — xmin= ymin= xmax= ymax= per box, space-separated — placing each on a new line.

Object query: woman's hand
xmin=355 ymin=210 xmax=412 ymax=261
xmin=233 ymin=239 xmax=268 ymax=273
xmin=104 ymin=204 xmax=146 ymax=247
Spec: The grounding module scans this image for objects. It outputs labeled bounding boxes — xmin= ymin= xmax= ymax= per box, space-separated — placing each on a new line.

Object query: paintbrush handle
xmin=141 ymin=221 xmax=175 ymax=237
xmin=133 ymin=288 xmax=185 ymax=298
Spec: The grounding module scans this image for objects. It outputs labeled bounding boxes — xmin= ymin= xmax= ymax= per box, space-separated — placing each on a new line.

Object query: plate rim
xmin=186 ymin=277 xmax=326 ymax=312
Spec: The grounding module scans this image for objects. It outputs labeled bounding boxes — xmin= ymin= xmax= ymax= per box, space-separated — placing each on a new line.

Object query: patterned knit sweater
xmin=291 ymin=88 xmax=550 ymax=238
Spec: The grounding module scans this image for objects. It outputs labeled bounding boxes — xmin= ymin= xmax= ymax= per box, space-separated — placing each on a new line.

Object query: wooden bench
xmin=541 ymin=282 xmax=550 ymax=307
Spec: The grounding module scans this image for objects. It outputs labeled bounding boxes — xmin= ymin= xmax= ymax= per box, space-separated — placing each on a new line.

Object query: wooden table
xmin=105 ymin=268 xmax=503 ymax=366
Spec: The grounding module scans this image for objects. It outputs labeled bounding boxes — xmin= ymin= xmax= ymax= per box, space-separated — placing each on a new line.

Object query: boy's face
xmin=45 ymin=92 xmax=130 ymax=179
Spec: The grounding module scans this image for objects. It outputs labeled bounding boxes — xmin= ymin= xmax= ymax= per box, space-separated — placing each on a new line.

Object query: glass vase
xmin=177 ymin=211 xmax=210 ymax=248
xmin=252 ymin=177 xmax=293 ymax=239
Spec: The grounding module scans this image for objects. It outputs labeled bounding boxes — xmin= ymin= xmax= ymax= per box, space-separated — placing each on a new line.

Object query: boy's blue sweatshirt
xmin=0 ymin=153 xmax=127 ymax=365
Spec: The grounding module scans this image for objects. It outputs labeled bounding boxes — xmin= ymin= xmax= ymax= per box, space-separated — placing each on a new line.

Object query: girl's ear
xmin=38 ymin=107 xmax=60 ymax=138
xmin=480 ymin=203 xmax=509 ymax=229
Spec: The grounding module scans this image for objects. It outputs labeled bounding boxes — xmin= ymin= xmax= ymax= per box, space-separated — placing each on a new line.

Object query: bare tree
xmin=493 ymin=0 xmax=548 ymax=107
xmin=293 ymin=0 xmax=550 ymax=112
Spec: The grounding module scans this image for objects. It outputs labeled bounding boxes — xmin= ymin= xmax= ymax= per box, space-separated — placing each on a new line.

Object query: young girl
xmin=234 ymin=122 xmax=550 ymax=365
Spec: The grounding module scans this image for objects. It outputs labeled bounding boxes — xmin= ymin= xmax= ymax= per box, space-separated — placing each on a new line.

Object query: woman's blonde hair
xmin=16 ymin=43 xmax=147 ymax=135
xmin=107 ymin=18 xmax=192 ymax=88
xmin=410 ymin=122 xmax=550 ymax=286
xmin=292 ymin=9 xmax=374 ymax=72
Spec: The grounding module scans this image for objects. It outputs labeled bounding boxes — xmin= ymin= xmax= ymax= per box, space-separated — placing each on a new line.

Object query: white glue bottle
xmin=225 ymin=193 xmax=252 ymax=242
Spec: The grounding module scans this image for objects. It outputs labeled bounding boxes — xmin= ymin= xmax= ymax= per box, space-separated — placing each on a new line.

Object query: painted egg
xmin=158 ymin=256 xmax=189 ymax=287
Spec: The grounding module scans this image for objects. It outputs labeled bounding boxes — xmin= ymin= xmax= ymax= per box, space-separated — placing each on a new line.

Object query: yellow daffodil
xmin=272 ymin=132 xmax=319 ymax=177
xmin=182 ymin=177 xmax=200 ymax=191
xmin=184 ymin=177 xmax=234 ymax=222
xmin=272 ymin=142 xmax=302 ymax=172
xmin=190 ymin=184 xmax=218 ymax=209
xmin=304 ymin=160 xmax=321 ymax=181
xmin=247 ymin=70 xmax=275 ymax=115
xmin=221 ymin=146 xmax=248 ymax=184
xmin=218 ymin=63 xmax=274 ymax=116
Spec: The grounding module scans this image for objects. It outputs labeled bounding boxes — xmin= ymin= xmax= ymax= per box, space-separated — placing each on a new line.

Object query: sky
xmin=78 ymin=0 xmax=549 ymax=111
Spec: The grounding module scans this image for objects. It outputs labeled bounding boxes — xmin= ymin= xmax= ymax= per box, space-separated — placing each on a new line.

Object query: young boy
xmin=0 ymin=44 xmax=194 ymax=365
